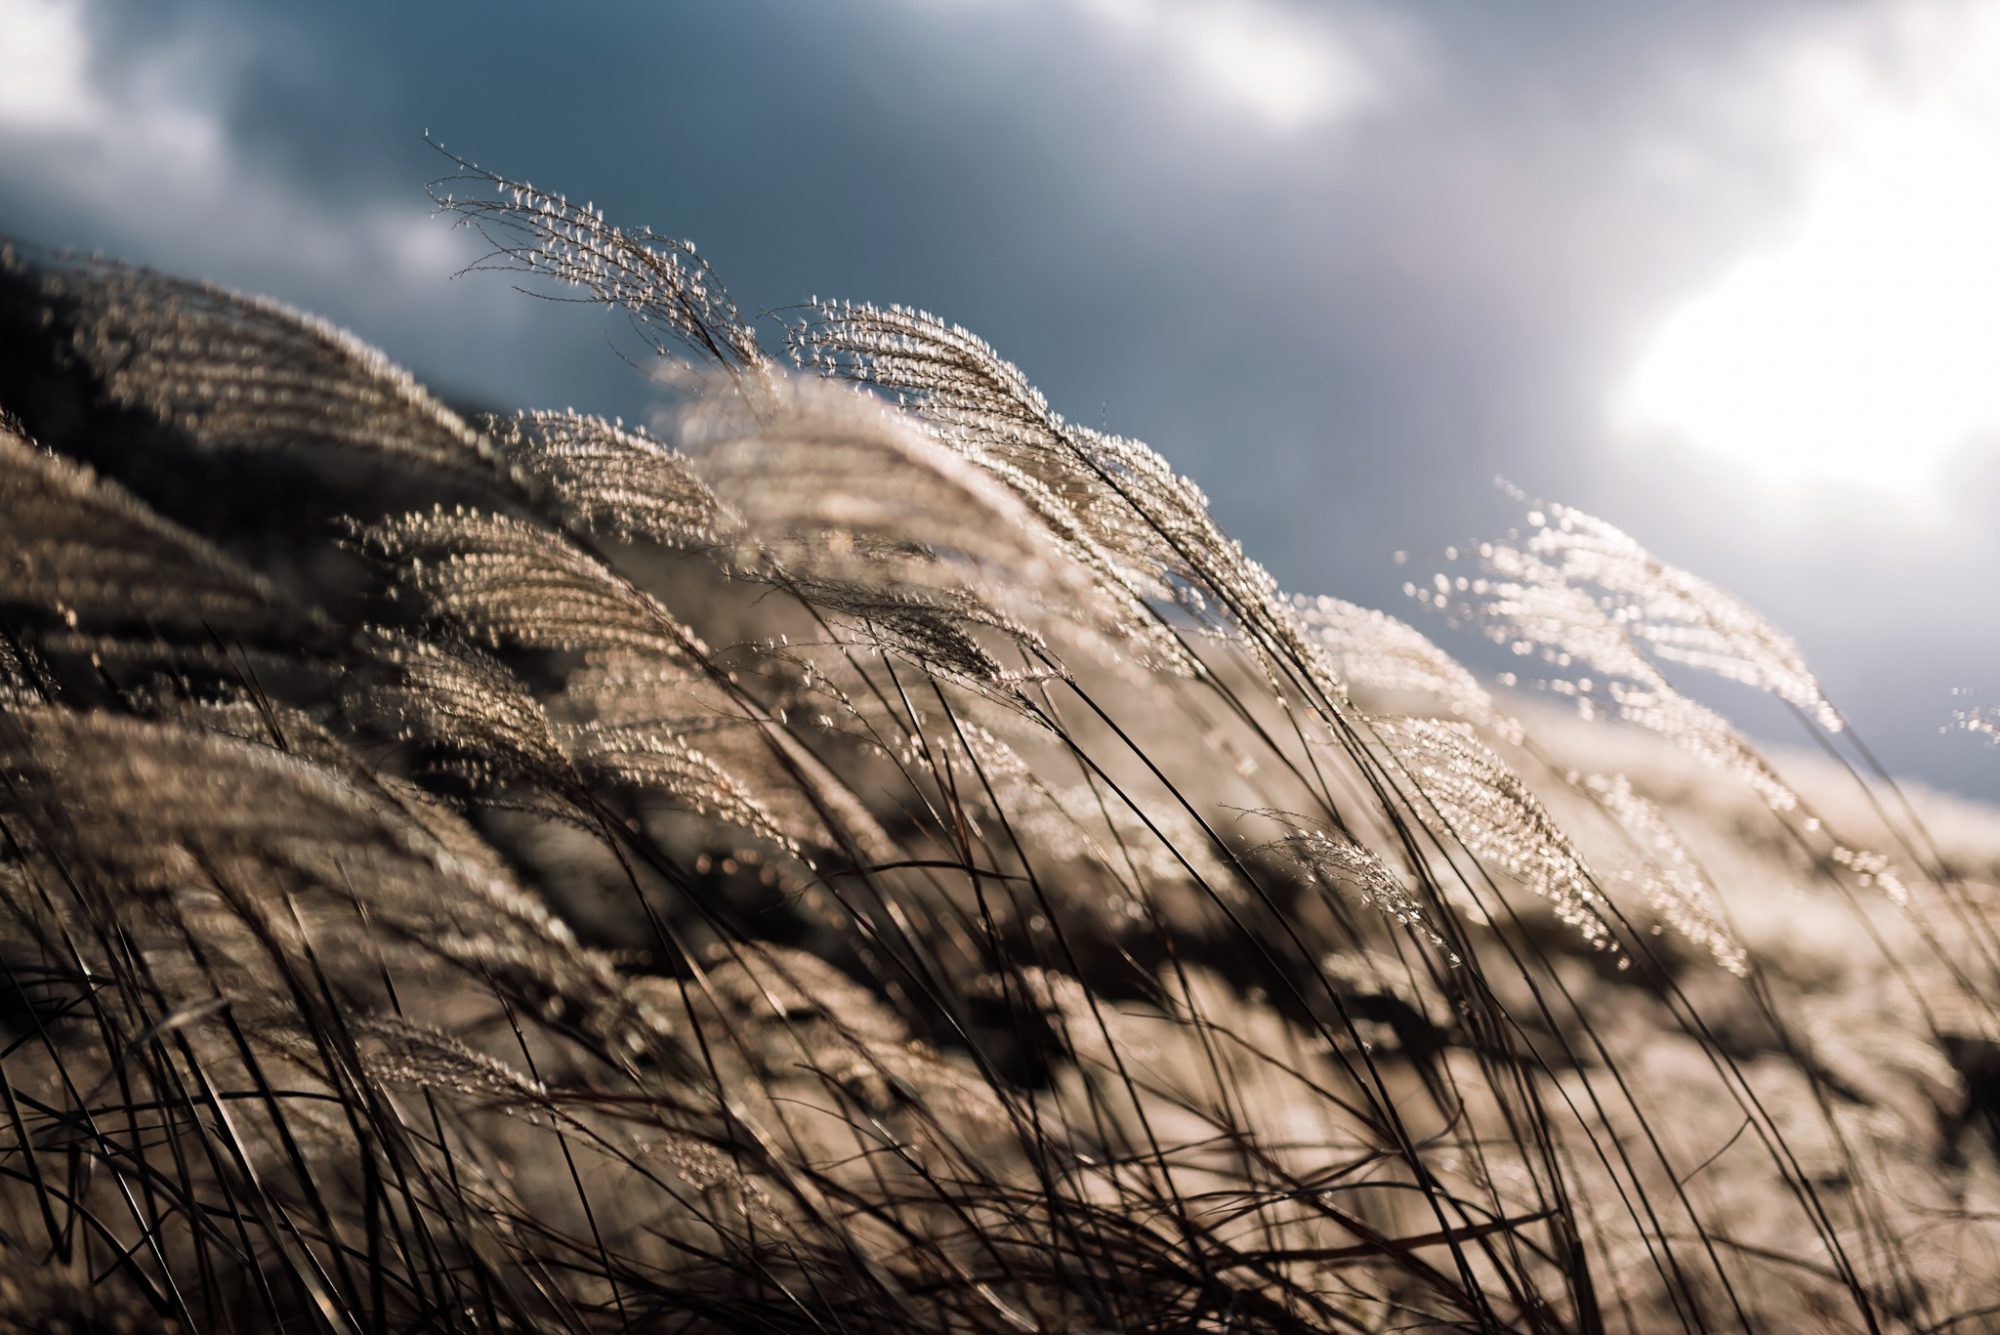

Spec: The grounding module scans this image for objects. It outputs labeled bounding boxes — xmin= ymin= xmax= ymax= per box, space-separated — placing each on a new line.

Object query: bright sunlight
xmin=1624 ymin=10 xmax=2000 ymax=493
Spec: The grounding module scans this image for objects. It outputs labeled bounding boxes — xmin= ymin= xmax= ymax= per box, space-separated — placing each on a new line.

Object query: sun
xmin=1622 ymin=15 xmax=2000 ymax=494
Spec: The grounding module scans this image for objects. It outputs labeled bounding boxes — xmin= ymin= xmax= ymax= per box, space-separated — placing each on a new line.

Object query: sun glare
xmin=1624 ymin=14 xmax=2000 ymax=494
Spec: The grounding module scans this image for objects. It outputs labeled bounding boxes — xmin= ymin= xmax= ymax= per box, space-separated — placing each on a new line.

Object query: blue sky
xmin=4 ymin=0 xmax=1998 ymax=797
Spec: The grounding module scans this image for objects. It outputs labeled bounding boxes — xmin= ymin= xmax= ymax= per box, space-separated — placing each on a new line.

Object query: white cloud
xmin=1621 ymin=5 xmax=2000 ymax=494
xmin=0 ymin=0 xmax=516 ymax=350
xmin=0 ymin=0 xmax=105 ymax=132
xmin=909 ymin=0 xmax=1410 ymax=134
xmin=1074 ymin=0 xmax=1391 ymax=132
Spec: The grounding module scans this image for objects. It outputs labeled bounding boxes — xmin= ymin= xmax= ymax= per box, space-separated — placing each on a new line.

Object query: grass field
xmin=0 ymin=155 xmax=1994 ymax=1332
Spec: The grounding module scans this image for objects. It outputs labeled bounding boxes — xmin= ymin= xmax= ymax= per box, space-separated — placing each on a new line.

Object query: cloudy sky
xmin=4 ymin=0 xmax=1998 ymax=797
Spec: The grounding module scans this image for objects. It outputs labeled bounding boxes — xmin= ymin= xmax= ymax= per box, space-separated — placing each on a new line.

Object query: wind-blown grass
xmin=0 ymin=153 xmax=1994 ymax=1332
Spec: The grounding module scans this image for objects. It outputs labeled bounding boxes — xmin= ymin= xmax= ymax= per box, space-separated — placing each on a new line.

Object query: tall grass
xmin=0 ymin=151 xmax=1993 ymax=1331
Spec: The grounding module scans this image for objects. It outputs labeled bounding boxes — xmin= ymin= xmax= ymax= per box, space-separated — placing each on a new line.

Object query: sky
xmin=3 ymin=0 xmax=1998 ymax=798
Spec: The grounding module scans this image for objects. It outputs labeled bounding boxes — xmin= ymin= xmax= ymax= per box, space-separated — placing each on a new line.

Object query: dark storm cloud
xmin=3 ymin=0 xmax=1994 ymax=794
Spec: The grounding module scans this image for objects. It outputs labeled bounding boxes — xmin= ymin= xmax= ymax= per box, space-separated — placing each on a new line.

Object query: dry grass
xmin=0 ymin=151 xmax=1993 ymax=1331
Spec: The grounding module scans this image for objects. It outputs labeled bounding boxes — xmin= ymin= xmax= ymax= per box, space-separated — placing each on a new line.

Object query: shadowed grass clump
xmin=0 ymin=151 xmax=1995 ymax=1332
